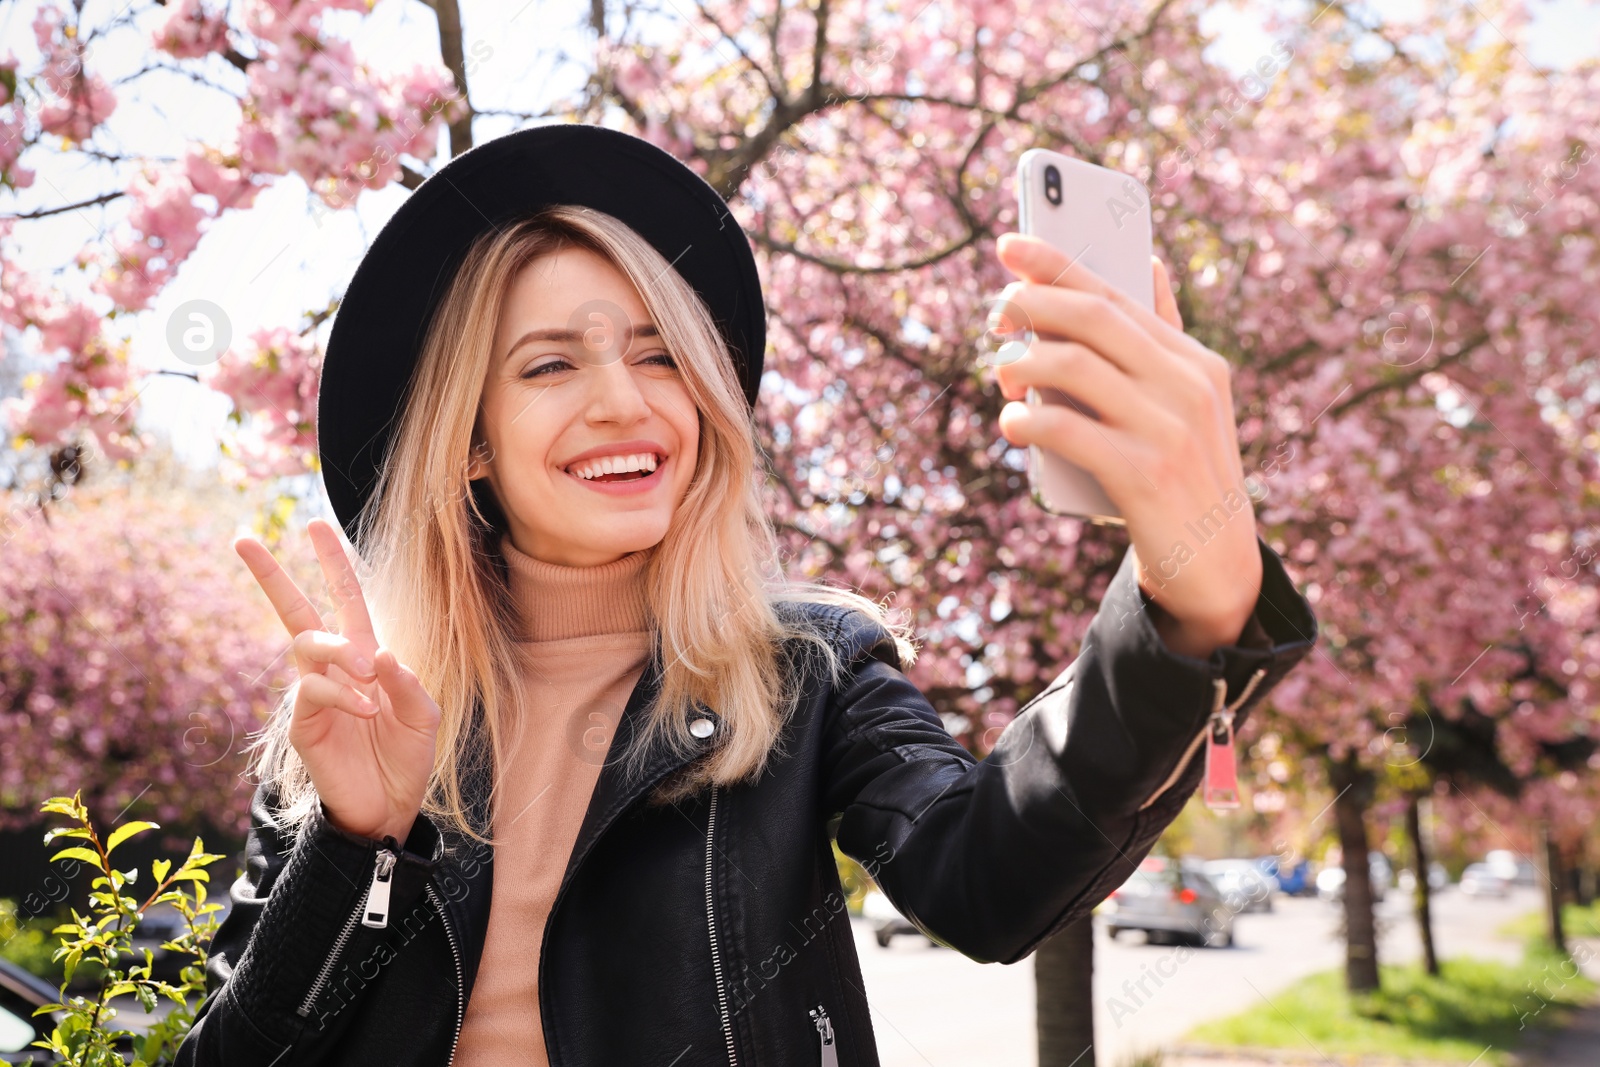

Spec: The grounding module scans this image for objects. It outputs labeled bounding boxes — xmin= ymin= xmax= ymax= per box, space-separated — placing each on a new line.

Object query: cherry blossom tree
xmin=0 ymin=465 xmax=298 ymax=836
xmin=2 ymin=0 xmax=465 ymax=472
xmin=3 ymin=0 xmax=1597 ymax=1054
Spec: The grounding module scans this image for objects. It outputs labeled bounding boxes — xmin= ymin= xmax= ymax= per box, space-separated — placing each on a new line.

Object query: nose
xmin=581 ymin=353 xmax=653 ymax=425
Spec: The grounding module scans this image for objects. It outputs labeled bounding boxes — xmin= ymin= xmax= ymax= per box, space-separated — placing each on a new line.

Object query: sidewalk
xmin=1512 ymin=1001 xmax=1600 ymax=1067
xmin=1160 ymin=1052 xmax=1483 ymax=1067
xmin=1505 ymin=934 xmax=1600 ymax=1067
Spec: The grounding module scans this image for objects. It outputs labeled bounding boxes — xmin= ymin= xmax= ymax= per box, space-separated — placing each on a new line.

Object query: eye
xmin=518 ymin=352 xmax=675 ymax=380
xmin=519 ymin=359 xmax=571 ymax=380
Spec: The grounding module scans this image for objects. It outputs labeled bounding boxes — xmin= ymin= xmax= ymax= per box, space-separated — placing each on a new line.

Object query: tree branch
xmin=3 ymin=192 xmax=126 ymax=219
xmin=420 ymin=0 xmax=476 ymax=156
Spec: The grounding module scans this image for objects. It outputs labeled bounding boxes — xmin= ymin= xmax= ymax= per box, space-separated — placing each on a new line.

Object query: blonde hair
xmin=247 ymin=204 xmax=918 ymax=848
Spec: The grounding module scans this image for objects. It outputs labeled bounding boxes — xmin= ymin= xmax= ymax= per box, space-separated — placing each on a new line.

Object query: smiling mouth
xmin=563 ymin=453 xmax=667 ymax=483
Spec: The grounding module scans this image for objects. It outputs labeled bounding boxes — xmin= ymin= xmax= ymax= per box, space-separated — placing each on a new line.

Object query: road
xmin=852 ymin=885 xmax=1546 ymax=1067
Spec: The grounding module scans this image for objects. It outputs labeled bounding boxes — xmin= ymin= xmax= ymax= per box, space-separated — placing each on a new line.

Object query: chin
xmin=578 ymin=523 xmax=670 ymax=557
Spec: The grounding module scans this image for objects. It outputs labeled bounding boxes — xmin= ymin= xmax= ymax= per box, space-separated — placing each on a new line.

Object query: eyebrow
xmin=503 ymin=323 xmax=659 ymax=362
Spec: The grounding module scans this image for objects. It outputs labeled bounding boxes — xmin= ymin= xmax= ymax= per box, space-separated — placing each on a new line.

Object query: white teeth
xmin=568 ymin=452 xmax=661 ymax=480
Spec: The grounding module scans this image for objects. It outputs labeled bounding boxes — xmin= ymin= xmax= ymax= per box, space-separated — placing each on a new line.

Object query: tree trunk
xmin=1405 ymin=792 xmax=1439 ymax=976
xmin=1328 ymin=752 xmax=1381 ymax=991
xmin=1540 ymin=820 xmax=1566 ymax=955
xmin=1036 ymin=916 xmax=1096 ymax=1067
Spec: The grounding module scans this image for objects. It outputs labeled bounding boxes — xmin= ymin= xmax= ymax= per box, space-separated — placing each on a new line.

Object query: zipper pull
xmin=1202 ymin=708 xmax=1241 ymax=810
xmin=809 ymin=1004 xmax=838 ymax=1067
xmin=1202 ymin=668 xmax=1267 ymax=812
xmin=362 ymin=848 xmax=398 ymax=929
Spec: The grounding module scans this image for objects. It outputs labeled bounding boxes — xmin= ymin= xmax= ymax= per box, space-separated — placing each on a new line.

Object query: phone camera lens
xmin=1043 ymin=163 xmax=1062 ymax=206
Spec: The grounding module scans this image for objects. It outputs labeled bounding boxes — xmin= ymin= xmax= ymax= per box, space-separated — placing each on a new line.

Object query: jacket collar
xmin=438 ymin=633 xmax=724 ymax=992
xmin=555 ymin=633 xmax=724 ymax=899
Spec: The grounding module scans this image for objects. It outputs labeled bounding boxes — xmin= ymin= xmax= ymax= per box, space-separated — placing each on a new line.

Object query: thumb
xmin=373 ymin=648 xmax=441 ymax=731
xmin=1151 ymin=255 xmax=1184 ymax=331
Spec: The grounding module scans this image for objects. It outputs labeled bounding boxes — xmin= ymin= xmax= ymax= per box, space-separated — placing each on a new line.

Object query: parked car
xmin=0 ymin=955 xmax=141 ymax=1064
xmin=861 ymin=889 xmax=938 ymax=948
xmin=1484 ymin=850 xmax=1538 ymax=887
xmin=1256 ymin=855 xmax=1313 ymax=896
xmin=1395 ymin=862 xmax=1450 ymax=894
xmin=1202 ymin=859 xmax=1276 ymax=913
xmin=1316 ymin=851 xmax=1392 ymax=903
xmin=0 ymin=956 xmax=60 ymax=1064
xmin=1101 ymin=858 xmax=1234 ymax=948
xmin=1460 ymin=862 xmax=1512 ymax=898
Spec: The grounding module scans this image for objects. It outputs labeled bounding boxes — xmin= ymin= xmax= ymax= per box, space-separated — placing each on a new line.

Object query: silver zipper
xmin=424 ymin=879 xmax=465 ymax=1067
xmin=706 ymin=783 xmax=738 ymax=1065
xmin=1136 ymin=668 xmax=1267 ymax=812
xmin=361 ymin=849 xmax=397 ymax=927
xmin=809 ymin=1004 xmax=838 ymax=1067
xmin=296 ymin=847 xmax=395 ymax=1018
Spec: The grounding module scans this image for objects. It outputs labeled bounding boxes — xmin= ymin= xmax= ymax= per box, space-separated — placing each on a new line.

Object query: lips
xmin=562 ymin=453 xmax=669 ymax=493
xmin=563 ymin=452 xmax=666 ymax=480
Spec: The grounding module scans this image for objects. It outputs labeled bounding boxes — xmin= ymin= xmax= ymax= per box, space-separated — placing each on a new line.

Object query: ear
xmin=466 ymin=440 xmax=491 ymax=481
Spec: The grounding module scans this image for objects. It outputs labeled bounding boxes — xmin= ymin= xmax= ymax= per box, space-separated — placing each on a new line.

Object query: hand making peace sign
xmin=235 ymin=518 xmax=441 ymax=844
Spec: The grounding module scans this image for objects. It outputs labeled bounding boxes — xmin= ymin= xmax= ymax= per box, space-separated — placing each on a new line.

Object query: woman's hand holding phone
xmin=988 ymin=232 xmax=1264 ymax=658
xmin=235 ymin=518 xmax=441 ymax=844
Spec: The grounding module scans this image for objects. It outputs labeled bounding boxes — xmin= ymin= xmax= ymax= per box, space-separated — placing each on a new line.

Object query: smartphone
xmin=1013 ymin=148 xmax=1155 ymax=525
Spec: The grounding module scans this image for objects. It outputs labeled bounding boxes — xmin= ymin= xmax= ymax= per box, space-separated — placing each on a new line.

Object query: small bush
xmin=7 ymin=791 xmax=225 ymax=1067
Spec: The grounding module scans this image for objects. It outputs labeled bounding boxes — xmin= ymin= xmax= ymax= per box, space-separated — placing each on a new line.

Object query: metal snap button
xmin=689 ymin=717 xmax=716 ymax=738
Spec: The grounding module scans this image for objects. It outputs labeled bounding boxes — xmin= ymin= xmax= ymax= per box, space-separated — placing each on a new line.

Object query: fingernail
xmin=355 ymin=656 xmax=374 ymax=675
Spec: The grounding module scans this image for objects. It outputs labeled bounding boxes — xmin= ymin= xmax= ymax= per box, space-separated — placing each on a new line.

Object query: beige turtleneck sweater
xmin=453 ymin=533 xmax=656 ymax=1066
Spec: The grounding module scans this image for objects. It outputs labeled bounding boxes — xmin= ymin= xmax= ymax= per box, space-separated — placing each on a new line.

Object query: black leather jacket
xmin=174 ymin=535 xmax=1315 ymax=1067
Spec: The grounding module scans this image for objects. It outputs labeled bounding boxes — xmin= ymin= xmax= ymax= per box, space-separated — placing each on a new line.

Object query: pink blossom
xmin=32 ymin=4 xmax=117 ymax=143
xmin=0 ymin=487 xmax=296 ymax=835
xmin=151 ymin=0 xmax=233 ymax=60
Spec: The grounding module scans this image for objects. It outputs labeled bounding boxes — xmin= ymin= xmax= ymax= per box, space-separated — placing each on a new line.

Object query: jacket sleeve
xmin=820 ymin=533 xmax=1317 ymax=965
xmin=173 ymin=780 xmax=444 ymax=1066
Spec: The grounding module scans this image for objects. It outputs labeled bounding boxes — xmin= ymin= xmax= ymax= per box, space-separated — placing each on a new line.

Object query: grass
xmin=1183 ymin=941 xmax=1596 ymax=1066
xmin=1495 ymin=898 xmax=1600 ymax=941
xmin=1113 ymin=1050 xmax=1165 ymax=1067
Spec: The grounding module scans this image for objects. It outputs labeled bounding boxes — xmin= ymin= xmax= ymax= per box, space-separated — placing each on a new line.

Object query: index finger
xmin=307 ymin=518 xmax=377 ymax=648
xmin=234 ymin=535 xmax=326 ymax=639
xmin=996 ymin=232 xmax=1208 ymax=362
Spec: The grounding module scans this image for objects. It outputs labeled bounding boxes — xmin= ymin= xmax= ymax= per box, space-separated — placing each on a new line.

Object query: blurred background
xmin=1 ymin=0 xmax=1599 ymax=1064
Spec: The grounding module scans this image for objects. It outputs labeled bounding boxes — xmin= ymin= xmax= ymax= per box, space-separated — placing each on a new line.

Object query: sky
xmin=2 ymin=0 xmax=1598 ymax=478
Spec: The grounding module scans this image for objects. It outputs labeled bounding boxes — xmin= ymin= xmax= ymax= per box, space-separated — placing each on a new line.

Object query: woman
xmin=175 ymin=123 xmax=1316 ymax=1067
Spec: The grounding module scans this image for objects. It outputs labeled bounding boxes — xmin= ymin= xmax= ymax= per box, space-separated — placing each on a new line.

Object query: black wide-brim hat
xmin=316 ymin=121 xmax=767 ymax=548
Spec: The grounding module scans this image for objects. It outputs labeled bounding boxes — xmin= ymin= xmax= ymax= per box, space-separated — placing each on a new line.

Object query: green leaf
xmin=106 ymin=821 xmax=159 ymax=855
xmin=150 ymin=858 xmax=171 ymax=883
xmin=39 ymin=793 xmax=87 ymax=818
xmin=51 ymin=846 xmax=104 ymax=868
xmin=43 ymin=825 xmax=93 ymax=845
